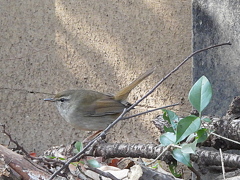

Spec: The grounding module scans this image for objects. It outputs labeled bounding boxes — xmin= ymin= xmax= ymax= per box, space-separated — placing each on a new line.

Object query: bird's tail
xmin=114 ymin=68 xmax=154 ymax=102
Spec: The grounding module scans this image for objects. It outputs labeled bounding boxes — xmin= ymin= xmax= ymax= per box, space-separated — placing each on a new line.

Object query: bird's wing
xmin=82 ymin=95 xmax=126 ymax=117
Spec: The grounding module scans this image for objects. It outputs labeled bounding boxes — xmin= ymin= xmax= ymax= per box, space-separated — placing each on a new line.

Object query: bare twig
xmin=211 ymin=132 xmax=240 ymax=145
xmin=219 ymin=148 xmax=226 ymax=180
xmin=76 ymin=165 xmax=90 ymax=180
xmin=49 ymin=109 xmax=127 ymax=180
xmin=0 ymin=144 xmax=53 ymax=179
xmin=122 ymin=102 xmax=180 ymax=120
xmin=127 ymin=42 xmax=231 ymax=112
xmin=144 ymin=144 xmax=182 ymax=166
xmin=0 ymin=124 xmax=31 ymax=158
xmin=49 ymin=42 xmax=231 ymax=180
xmin=188 ymin=166 xmax=201 ymax=180
xmin=146 ymin=145 xmax=171 ymax=166
xmin=0 ymin=124 xmax=64 ymax=174
xmin=86 ymin=166 xmax=120 ymax=180
xmin=0 ymin=87 xmax=54 ymax=96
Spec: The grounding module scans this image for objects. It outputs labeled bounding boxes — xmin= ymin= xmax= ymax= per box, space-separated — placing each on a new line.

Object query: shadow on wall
xmin=0 ymin=0 xmax=192 ymax=154
xmin=54 ymin=0 xmax=190 ymax=92
xmin=192 ymin=0 xmax=240 ymax=116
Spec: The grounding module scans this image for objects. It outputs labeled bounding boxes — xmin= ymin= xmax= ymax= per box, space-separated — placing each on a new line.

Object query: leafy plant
xmin=45 ymin=141 xmax=100 ymax=168
xmin=75 ymin=141 xmax=83 ymax=152
xmin=169 ymin=160 xmax=182 ymax=178
xmin=159 ymin=76 xmax=212 ymax=168
xmin=73 ymin=141 xmax=100 ymax=168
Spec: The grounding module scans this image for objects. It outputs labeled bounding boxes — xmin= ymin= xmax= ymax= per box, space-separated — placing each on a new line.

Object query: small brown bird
xmin=44 ymin=69 xmax=153 ymax=131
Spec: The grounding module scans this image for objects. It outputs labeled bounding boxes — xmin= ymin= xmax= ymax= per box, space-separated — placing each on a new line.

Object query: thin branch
xmin=77 ymin=165 xmax=92 ymax=180
xmin=219 ymin=148 xmax=226 ymax=180
xmin=188 ymin=166 xmax=201 ymax=180
xmin=126 ymin=42 xmax=231 ymax=111
xmin=146 ymin=145 xmax=171 ymax=166
xmin=0 ymin=124 xmax=31 ymax=158
xmin=144 ymin=143 xmax=181 ymax=166
xmin=211 ymin=132 xmax=240 ymax=145
xmin=0 ymin=124 xmax=64 ymax=174
xmin=86 ymin=166 xmax=120 ymax=180
xmin=48 ymin=109 xmax=127 ymax=180
xmin=0 ymin=87 xmax=55 ymax=96
xmin=122 ymin=102 xmax=180 ymax=120
xmin=48 ymin=42 xmax=231 ymax=180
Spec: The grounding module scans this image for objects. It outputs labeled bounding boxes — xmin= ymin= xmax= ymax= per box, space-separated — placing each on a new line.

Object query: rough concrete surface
xmin=0 ymin=1 xmax=192 ymax=154
xmin=193 ymin=0 xmax=239 ymax=116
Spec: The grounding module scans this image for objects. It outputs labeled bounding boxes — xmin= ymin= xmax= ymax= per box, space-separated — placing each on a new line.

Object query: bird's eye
xmin=59 ymin=98 xmax=66 ymax=102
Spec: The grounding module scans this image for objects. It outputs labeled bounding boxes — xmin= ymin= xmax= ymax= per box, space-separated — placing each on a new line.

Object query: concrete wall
xmin=193 ymin=0 xmax=239 ymax=116
xmin=0 ymin=1 xmax=192 ymax=154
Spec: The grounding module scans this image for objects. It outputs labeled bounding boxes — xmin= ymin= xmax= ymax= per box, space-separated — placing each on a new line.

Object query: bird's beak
xmin=43 ymin=98 xmax=56 ymax=102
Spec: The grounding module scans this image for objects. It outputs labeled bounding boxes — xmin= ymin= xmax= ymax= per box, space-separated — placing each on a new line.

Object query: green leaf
xmin=176 ymin=115 xmax=201 ymax=143
xmin=151 ymin=163 xmax=159 ymax=169
xmin=75 ymin=141 xmax=83 ymax=152
xmin=181 ymin=140 xmax=197 ymax=154
xmin=202 ymin=117 xmax=212 ymax=123
xmin=169 ymin=161 xmax=182 ymax=178
xmin=45 ymin=156 xmax=66 ymax=160
xmin=172 ymin=148 xmax=192 ymax=167
xmin=189 ymin=76 xmax=212 ymax=113
xmin=71 ymin=162 xmax=79 ymax=166
xmin=162 ymin=109 xmax=179 ymax=131
xmin=87 ymin=159 xmax=100 ymax=168
xmin=164 ymin=126 xmax=174 ymax=133
xmin=196 ymin=128 xmax=209 ymax=143
xmin=162 ymin=109 xmax=179 ymax=122
xmin=45 ymin=156 xmax=56 ymax=159
xmin=71 ymin=161 xmax=84 ymax=166
xmin=185 ymin=133 xmax=196 ymax=143
xmin=159 ymin=132 xmax=176 ymax=146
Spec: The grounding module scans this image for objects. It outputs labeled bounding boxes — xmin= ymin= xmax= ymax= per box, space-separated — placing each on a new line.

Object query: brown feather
xmin=114 ymin=69 xmax=154 ymax=101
